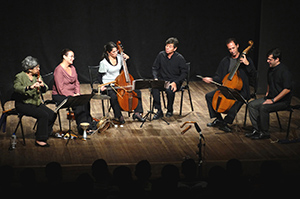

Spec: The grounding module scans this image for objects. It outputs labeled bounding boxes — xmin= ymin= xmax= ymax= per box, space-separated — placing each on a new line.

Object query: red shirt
xmin=52 ymin=64 xmax=80 ymax=96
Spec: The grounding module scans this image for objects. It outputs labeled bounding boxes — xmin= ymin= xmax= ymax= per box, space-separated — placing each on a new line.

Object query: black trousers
xmin=205 ymin=90 xmax=244 ymax=124
xmin=248 ymin=97 xmax=290 ymax=132
xmin=52 ymin=95 xmax=93 ymax=129
xmin=15 ymin=102 xmax=57 ymax=141
xmin=107 ymin=89 xmax=143 ymax=118
xmin=152 ymin=82 xmax=180 ymax=113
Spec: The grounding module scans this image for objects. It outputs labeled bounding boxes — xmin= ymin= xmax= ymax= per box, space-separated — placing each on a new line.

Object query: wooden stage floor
xmin=1 ymin=81 xmax=300 ymax=178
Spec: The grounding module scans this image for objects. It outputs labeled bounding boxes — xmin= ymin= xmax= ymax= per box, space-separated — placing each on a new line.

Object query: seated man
xmin=152 ymin=37 xmax=188 ymax=119
xmin=246 ymin=48 xmax=292 ymax=139
xmin=202 ymin=38 xmax=256 ymax=132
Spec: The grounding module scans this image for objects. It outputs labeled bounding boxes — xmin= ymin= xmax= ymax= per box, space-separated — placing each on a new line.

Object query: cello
xmin=212 ymin=40 xmax=254 ymax=113
xmin=115 ymin=41 xmax=138 ymax=112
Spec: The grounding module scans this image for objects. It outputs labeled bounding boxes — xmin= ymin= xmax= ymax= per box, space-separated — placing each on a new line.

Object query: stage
xmin=1 ymin=81 xmax=300 ymax=181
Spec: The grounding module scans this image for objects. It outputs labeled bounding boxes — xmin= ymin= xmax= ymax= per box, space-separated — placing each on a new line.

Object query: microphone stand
xmin=181 ymin=121 xmax=205 ymax=178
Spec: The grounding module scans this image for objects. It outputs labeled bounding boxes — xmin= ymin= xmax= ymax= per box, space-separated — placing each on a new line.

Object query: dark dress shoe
xmin=207 ymin=119 xmax=221 ymax=127
xmin=153 ymin=111 xmax=163 ymax=120
xmin=133 ymin=113 xmax=145 ymax=122
xmin=251 ymin=132 xmax=270 ymax=140
xmin=218 ymin=122 xmax=232 ymax=132
xmin=113 ymin=116 xmax=125 ymax=124
xmin=166 ymin=111 xmax=173 ymax=118
xmin=245 ymin=129 xmax=259 ymax=138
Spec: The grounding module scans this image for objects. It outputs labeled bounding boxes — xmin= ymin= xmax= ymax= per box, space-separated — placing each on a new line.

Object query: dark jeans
xmin=52 ymin=95 xmax=93 ymax=130
xmin=15 ymin=102 xmax=57 ymax=141
xmin=248 ymin=97 xmax=290 ymax=132
xmin=107 ymin=89 xmax=143 ymax=118
xmin=205 ymin=90 xmax=244 ymax=124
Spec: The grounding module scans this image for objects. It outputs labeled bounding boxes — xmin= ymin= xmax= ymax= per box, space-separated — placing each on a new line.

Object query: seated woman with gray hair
xmin=13 ymin=56 xmax=57 ymax=147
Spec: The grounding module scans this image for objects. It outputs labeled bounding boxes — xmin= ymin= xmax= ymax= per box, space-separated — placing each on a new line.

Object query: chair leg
xmin=33 ymin=120 xmax=37 ymax=130
xmin=161 ymin=91 xmax=166 ymax=109
xmin=108 ymin=104 xmax=112 ymax=113
xmin=243 ymin=104 xmax=248 ymax=127
xmin=187 ymin=87 xmax=194 ymax=111
xmin=180 ymin=90 xmax=184 ymax=116
xmin=57 ymin=109 xmax=62 ymax=132
xmin=276 ymin=112 xmax=282 ymax=130
xmin=101 ymin=99 xmax=105 ymax=117
xmin=286 ymin=110 xmax=293 ymax=139
xmin=13 ymin=116 xmax=26 ymax=146
xmin=13 ymin=120 xmax=20 ymax=136
xmin=19 ymin=118 xmax=26 ymax=145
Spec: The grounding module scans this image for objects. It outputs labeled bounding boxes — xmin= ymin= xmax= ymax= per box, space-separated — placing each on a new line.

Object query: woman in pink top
xmin=52 ymin=49 xmax=96 ymax=134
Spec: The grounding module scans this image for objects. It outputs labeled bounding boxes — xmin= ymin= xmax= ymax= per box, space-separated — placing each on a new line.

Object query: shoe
xmin=133 ymin=113 xmax=145 ymax=122
xmin=245 ymin=129 xmax=259 ymax=138
xmin=207 ymin=119 xmax=221 ymax=127
xmin=35 ymin=141 xmax=50 ymax=147
xmin=218 ymin=122 xmax=232 ymax=132
xmin=153 ymin=111 xmax=163 ymax=120
xmin=251 ymin=131 xmax=270 ymax=140
xmin=166 ymin=111 xmax=173 ymax=118
xmin=119 ymin=116 xmax=125 ymax=124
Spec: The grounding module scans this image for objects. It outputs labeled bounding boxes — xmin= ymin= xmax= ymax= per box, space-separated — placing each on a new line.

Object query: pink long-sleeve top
xmin=52 ymin=64 xmax=80 ymax=96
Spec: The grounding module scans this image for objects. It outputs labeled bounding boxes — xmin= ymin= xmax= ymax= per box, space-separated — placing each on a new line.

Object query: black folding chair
xmin=161 ymin=62 xmax=194 ymax=116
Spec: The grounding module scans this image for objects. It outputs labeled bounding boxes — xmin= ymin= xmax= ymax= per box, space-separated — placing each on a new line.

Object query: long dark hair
xmin=101 ymin=42 xmax=117 ymax=61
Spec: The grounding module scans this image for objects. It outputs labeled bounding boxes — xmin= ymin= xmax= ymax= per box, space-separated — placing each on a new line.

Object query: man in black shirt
xmin=152 ymin=37 xmax=187 ymax=119
xmin=246 ymin=48 xmax=292 ymax=139
xmin=202 ymin=38 xmax=256 ymax=132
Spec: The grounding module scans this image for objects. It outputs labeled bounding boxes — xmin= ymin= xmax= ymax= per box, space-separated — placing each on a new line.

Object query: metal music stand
xmin=216 ymin=85 xmax=247 ymax=105
xmin=133 ymin=79 xmax=170 ymax=127
xmin=216 ymin=85 xmax=247 ymax=132
xmin=55 ymin=94 xmax=94 ymax=145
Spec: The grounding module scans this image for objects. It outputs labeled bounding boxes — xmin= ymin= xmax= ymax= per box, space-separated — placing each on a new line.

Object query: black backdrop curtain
xmin=1 ymin=0 xmax=299 ymax=97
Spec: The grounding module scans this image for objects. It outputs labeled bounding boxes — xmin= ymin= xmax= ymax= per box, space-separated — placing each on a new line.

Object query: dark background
xmin=1 ymin=0 xmax=299 ymax=98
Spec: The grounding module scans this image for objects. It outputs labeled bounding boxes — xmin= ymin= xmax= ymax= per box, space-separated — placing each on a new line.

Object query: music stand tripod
xmin=55 ymin=94 xmax=94 ymax=145
xmin=216 ymin=85 xmax=248 ymax=132
xmin=133 ymin=79 xmax=170 ymax=128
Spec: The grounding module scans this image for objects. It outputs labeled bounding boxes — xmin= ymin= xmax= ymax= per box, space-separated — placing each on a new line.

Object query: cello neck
xmin=120 ymin=52 xmax=130 ymax=83
xmin=116 ymin=41 xmax=131 ymax=83
xmin=227 ymin=53 xmax=243 ymax=81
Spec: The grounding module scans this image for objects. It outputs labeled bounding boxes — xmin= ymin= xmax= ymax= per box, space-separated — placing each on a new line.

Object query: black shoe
xmin=153 ymin=111 xmax=163 ymax=120
xmin=218 ymin=122 xmax=232 ymax=132
xmin=245 ymin=129 xmax=259 ymax=138
xmin=207 ymin=119 xmax=221 ymax=127
xmin=119 ymin=116 xmax=125 ymax=124
xmin=113 ymin=116 xmax=125 ymax=124
xmin=133 ymin=113 xmax=145 ymax=122
xmin=251 ymin=131 xmax=270 ymax=140
xmin=166 ymin=111 xmax=173 ymax=118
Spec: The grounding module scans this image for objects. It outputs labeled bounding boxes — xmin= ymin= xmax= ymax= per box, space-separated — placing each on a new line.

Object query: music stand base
xmin=140 ymin=110 xmax=170 ymax=128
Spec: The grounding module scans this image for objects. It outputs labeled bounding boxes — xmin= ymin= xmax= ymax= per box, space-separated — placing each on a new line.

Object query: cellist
xmin=202 ymin=38 xmax=256 ymax=132
xmin=98 ymin=41 xmax=145 ymax=124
